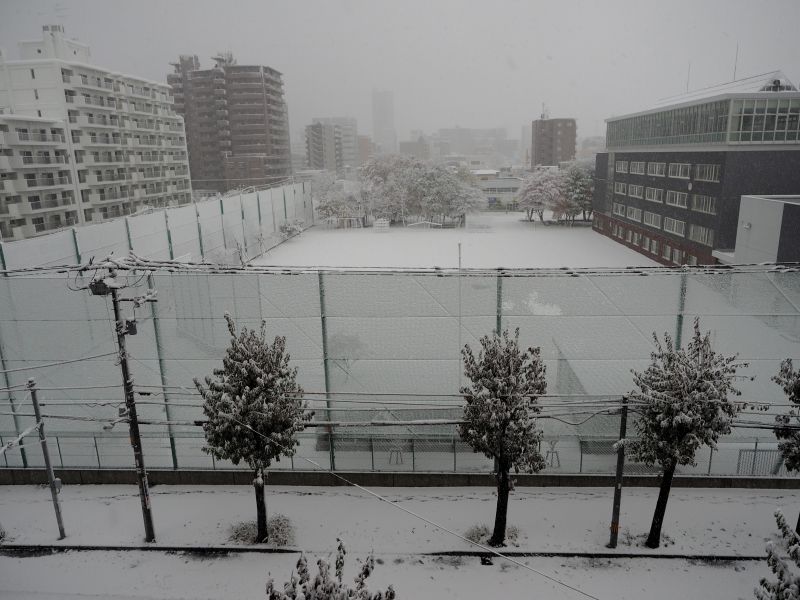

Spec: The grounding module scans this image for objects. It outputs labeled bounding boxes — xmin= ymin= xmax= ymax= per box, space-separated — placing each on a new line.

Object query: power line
xmin=216 ymin=411 xmax=602 ymax=600
xmin=0 ymin=352 xmax=118 ymax=375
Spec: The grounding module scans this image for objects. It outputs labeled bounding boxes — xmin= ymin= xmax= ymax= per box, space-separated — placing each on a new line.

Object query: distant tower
xmin=372 ymin=90 xmax=397 ymax=155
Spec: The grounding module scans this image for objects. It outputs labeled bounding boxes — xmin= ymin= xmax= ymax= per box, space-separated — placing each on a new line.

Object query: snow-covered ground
xmin=1 ymin=483 xmax=797 ymax=598
xmin=252 ymin=213 xmax=658 ymax=268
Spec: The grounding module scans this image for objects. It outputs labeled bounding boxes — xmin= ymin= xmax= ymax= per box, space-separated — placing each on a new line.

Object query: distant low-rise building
xmin=532 ymin=117 xmax=576 ymax=167
xmin=471 ymin=169 xmax=522 ymax=208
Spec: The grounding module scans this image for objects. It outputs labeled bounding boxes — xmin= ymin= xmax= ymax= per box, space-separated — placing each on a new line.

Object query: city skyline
xmin=2 ymin=0 xmax=798 ymax=143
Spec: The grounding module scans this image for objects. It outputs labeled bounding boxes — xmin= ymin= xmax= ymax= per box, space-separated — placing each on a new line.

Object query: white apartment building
xmin=312 ymin=117 xmax=358 ymax=169
xmin=0 ymin=25 xmax=192 ymax=241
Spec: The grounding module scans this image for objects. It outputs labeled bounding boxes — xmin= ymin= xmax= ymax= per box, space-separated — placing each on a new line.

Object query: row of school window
xmin=615 ymin=161 xmax=720 ymax=182
xmin=610 ymin=222 xmax=701 ymax=265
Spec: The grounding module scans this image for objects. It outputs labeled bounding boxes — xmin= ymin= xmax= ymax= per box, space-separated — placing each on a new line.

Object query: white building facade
xmin=0 ymin=25 xmax=191 ymax=241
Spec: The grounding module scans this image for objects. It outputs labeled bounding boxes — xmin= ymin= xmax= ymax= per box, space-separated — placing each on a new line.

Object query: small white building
xmin=471 ymin=169 xmax=522 ymax=208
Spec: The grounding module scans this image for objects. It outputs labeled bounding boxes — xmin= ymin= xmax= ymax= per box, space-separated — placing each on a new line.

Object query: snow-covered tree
xmin=771 ymin=359 xmax=800 ymax=532
xmin=266 ymin=539 xmax=396 ymax=600
xmin=626 ymin=318 xmax=746 ymax=548
xmin=195 ymin=314 xmax=312 ymax=542
xmin=361 ymin=155 xmax=481 ymax=224
xmin=562 ymin=161 xmax=595 ymax=221
xmin=516 ymin=169 xmax=563 ymax=222
xmin=459 ymin=328 xmax=547 ymax=547
xmin=755 ymin=510 xmax=800 ymax=600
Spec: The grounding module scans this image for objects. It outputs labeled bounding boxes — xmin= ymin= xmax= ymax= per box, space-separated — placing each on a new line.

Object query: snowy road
xmin=0 ymin=549 xmax=763 ymax=600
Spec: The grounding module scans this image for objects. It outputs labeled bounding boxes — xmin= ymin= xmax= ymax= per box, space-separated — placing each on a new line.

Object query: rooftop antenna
xmin=733 ymin=43 xmax=739 ymax=81
xmin=540 ymin=103 xmax=549 ymax=120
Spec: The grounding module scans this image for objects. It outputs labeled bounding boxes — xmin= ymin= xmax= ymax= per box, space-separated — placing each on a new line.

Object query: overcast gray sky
xmin=1 ymin=0 xmax=799 ymax=145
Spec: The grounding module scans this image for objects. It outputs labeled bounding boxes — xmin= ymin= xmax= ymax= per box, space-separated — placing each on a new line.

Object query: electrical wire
xmin=216 ymin=411 xmax=602 ymax=600
xmin=0 ymin=352 xmax=118 ymax=375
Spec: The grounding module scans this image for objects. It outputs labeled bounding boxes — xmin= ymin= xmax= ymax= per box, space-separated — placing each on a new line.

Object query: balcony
xmin=76 ymin=115 xmax=118 ymax=129
xmin=73 ymin=78 xmax=115 ymax=92
xmin=25 ymin=176 xmax=71 ymax=190
xmin=29 ymin=196 xmax=76 ymax=212
xmin=85 ymin=136 xmax=122 ymax=147
xmin=14 ymin=132 xmax=66 ymax=144
xmin=16 ymin=155 xmax=69 ymax=169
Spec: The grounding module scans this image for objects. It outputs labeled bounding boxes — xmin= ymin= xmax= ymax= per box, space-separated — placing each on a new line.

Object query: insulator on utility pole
xmin=28 ymin=378 xmax=66 ymax=540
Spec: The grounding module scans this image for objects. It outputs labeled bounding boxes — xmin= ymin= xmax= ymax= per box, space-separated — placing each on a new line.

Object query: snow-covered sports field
xmin=1 ymin=484 xmax=796 ymax=598
xmin=252 ymin=213 xmax=657 ymax=269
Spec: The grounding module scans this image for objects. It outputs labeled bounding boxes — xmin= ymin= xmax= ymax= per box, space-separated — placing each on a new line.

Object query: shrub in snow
xmin=195 ymin=314 xmax=312 ymax=543
xmin=266 ymin=539 xmax=396 ymax=600
xmin=626 ymin=318 xmax=746 ymax=549
xmin=464 ymin=523 xmax=520 ymax=547
xmin=279 ymin=219 xmax=304 ymax=239
xmin=771 ymin=359 xmax=800 ymax=532
xmin=230 ymin=514 xmax=295 ymax=546
xmin=755 ymin=510 xmax=800 ymax=600
xmin=459 ymin=327 xmax=546 ymax=547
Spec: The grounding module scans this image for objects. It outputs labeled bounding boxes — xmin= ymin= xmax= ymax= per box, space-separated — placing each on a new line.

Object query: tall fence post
xmin=707 ymin=447 xmax=714 ymax=475
xmin=453 ymin=438 xmax=457 ymax=472
xmin=195 ymin=204 xmax=205 ymax=261
xmin=164 ymin=211 xmax=174 ymax=260
xmin=125 ymin=217 xmax=134 ymax=254
xmin=28 ymin=379 xmax=66 ymax=539
xmin=219 ymin=198 xmax=227 ymax=250
xmin=318 ymin=271 xmax=335 ymax=470
xmin=496 ymin=269 xmax=503 ymax=334
xmin=71 ymin=228 xmax=82 ymax=263
xmin=147 ymin=273 xmax=178 ymax=469
xmin=675 ymin=267 xmax=688 ymax=349
xmin=239 ymin=193 xmax=247 ymax=257
xmin=752 ymin=438 xmax=759 ymax=476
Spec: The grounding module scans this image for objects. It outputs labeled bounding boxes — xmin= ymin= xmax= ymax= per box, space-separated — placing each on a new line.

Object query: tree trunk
xmin=489 ymin=462 xmax=510 ymax=547
xmin=795 ymin=509 xmax=800 ymax=537
xmin=254 ymin=469 xmax=268 ymax=543
xmin=645 ymin=462 xmax=676 ymax=548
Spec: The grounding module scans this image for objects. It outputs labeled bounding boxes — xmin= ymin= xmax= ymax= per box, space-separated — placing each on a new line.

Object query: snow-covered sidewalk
xmin=1 ymin=484 xmax=796 ymax=557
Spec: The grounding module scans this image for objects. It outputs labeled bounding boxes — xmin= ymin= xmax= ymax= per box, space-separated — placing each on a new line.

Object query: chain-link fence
xmin=1 ymin=264 xmax=799 ymax=476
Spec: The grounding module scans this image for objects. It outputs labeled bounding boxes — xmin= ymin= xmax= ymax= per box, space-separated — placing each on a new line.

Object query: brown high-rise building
xmin=168 ymin=54 xmax=291 ymax=193
xmin=531 ymin=118 xmax=576 ymax=167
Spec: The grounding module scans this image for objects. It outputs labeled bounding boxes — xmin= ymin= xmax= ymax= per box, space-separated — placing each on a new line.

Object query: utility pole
xmin=89 ymin=268 xmax=157 ymax=542
xmin=28 ymin=378 xmax=65 ymax=539
xmin=607 ymin=395 xmax=628 ymax=549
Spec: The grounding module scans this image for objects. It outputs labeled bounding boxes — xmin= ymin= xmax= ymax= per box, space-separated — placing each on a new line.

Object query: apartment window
xmin=650 ymin=239 xmax=659 ymax=254
xmin=665 ymin=190 xmax=688 ymax=208
xmin=687 ymin=255 xmax=698 ymax=266
xmin=626 ymin=229 xmax=632 ymax=243
xmin=613 ymin=202 xmax=626 ymax=216
xmin=662 ymin=243 xmax=672 ymax=260
xmin=695 ymin=164 xmax=721 ymax=182
xmin=668 ymin=163 xmax=691 ymax=178
xmin=691 ymin=194 xmax=717 ymax=215
xmin=614 ymin=182 xmax=627 ymax=195
xmin=643 ymin=211 xmax=662 ymax=228
xmin=641 ymin=235 xmax=649 ymax=248
xmin=633 ymin=232 xmax=641 ymax=245
xmin=647 ymin=162 xmax=666 ymax=176
xmin=663 ymin=217 xmax=686 ymax=236
xmin=629 ymin=161 xmax=646 ymax=175
xmin=688 ymin=224 xmax=714 ymax=246
xmin=615 ymin=160 xmax=628 ymax=173
xmin=672 ymin=248 xmax=684 ymax=264
xmin=628 ymin=184 xmax=644 ymax=198
xmin=645 ymin=187 xmax=663 ymax=203
xmin=626 ymin=206 xmax=642 ymax=222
